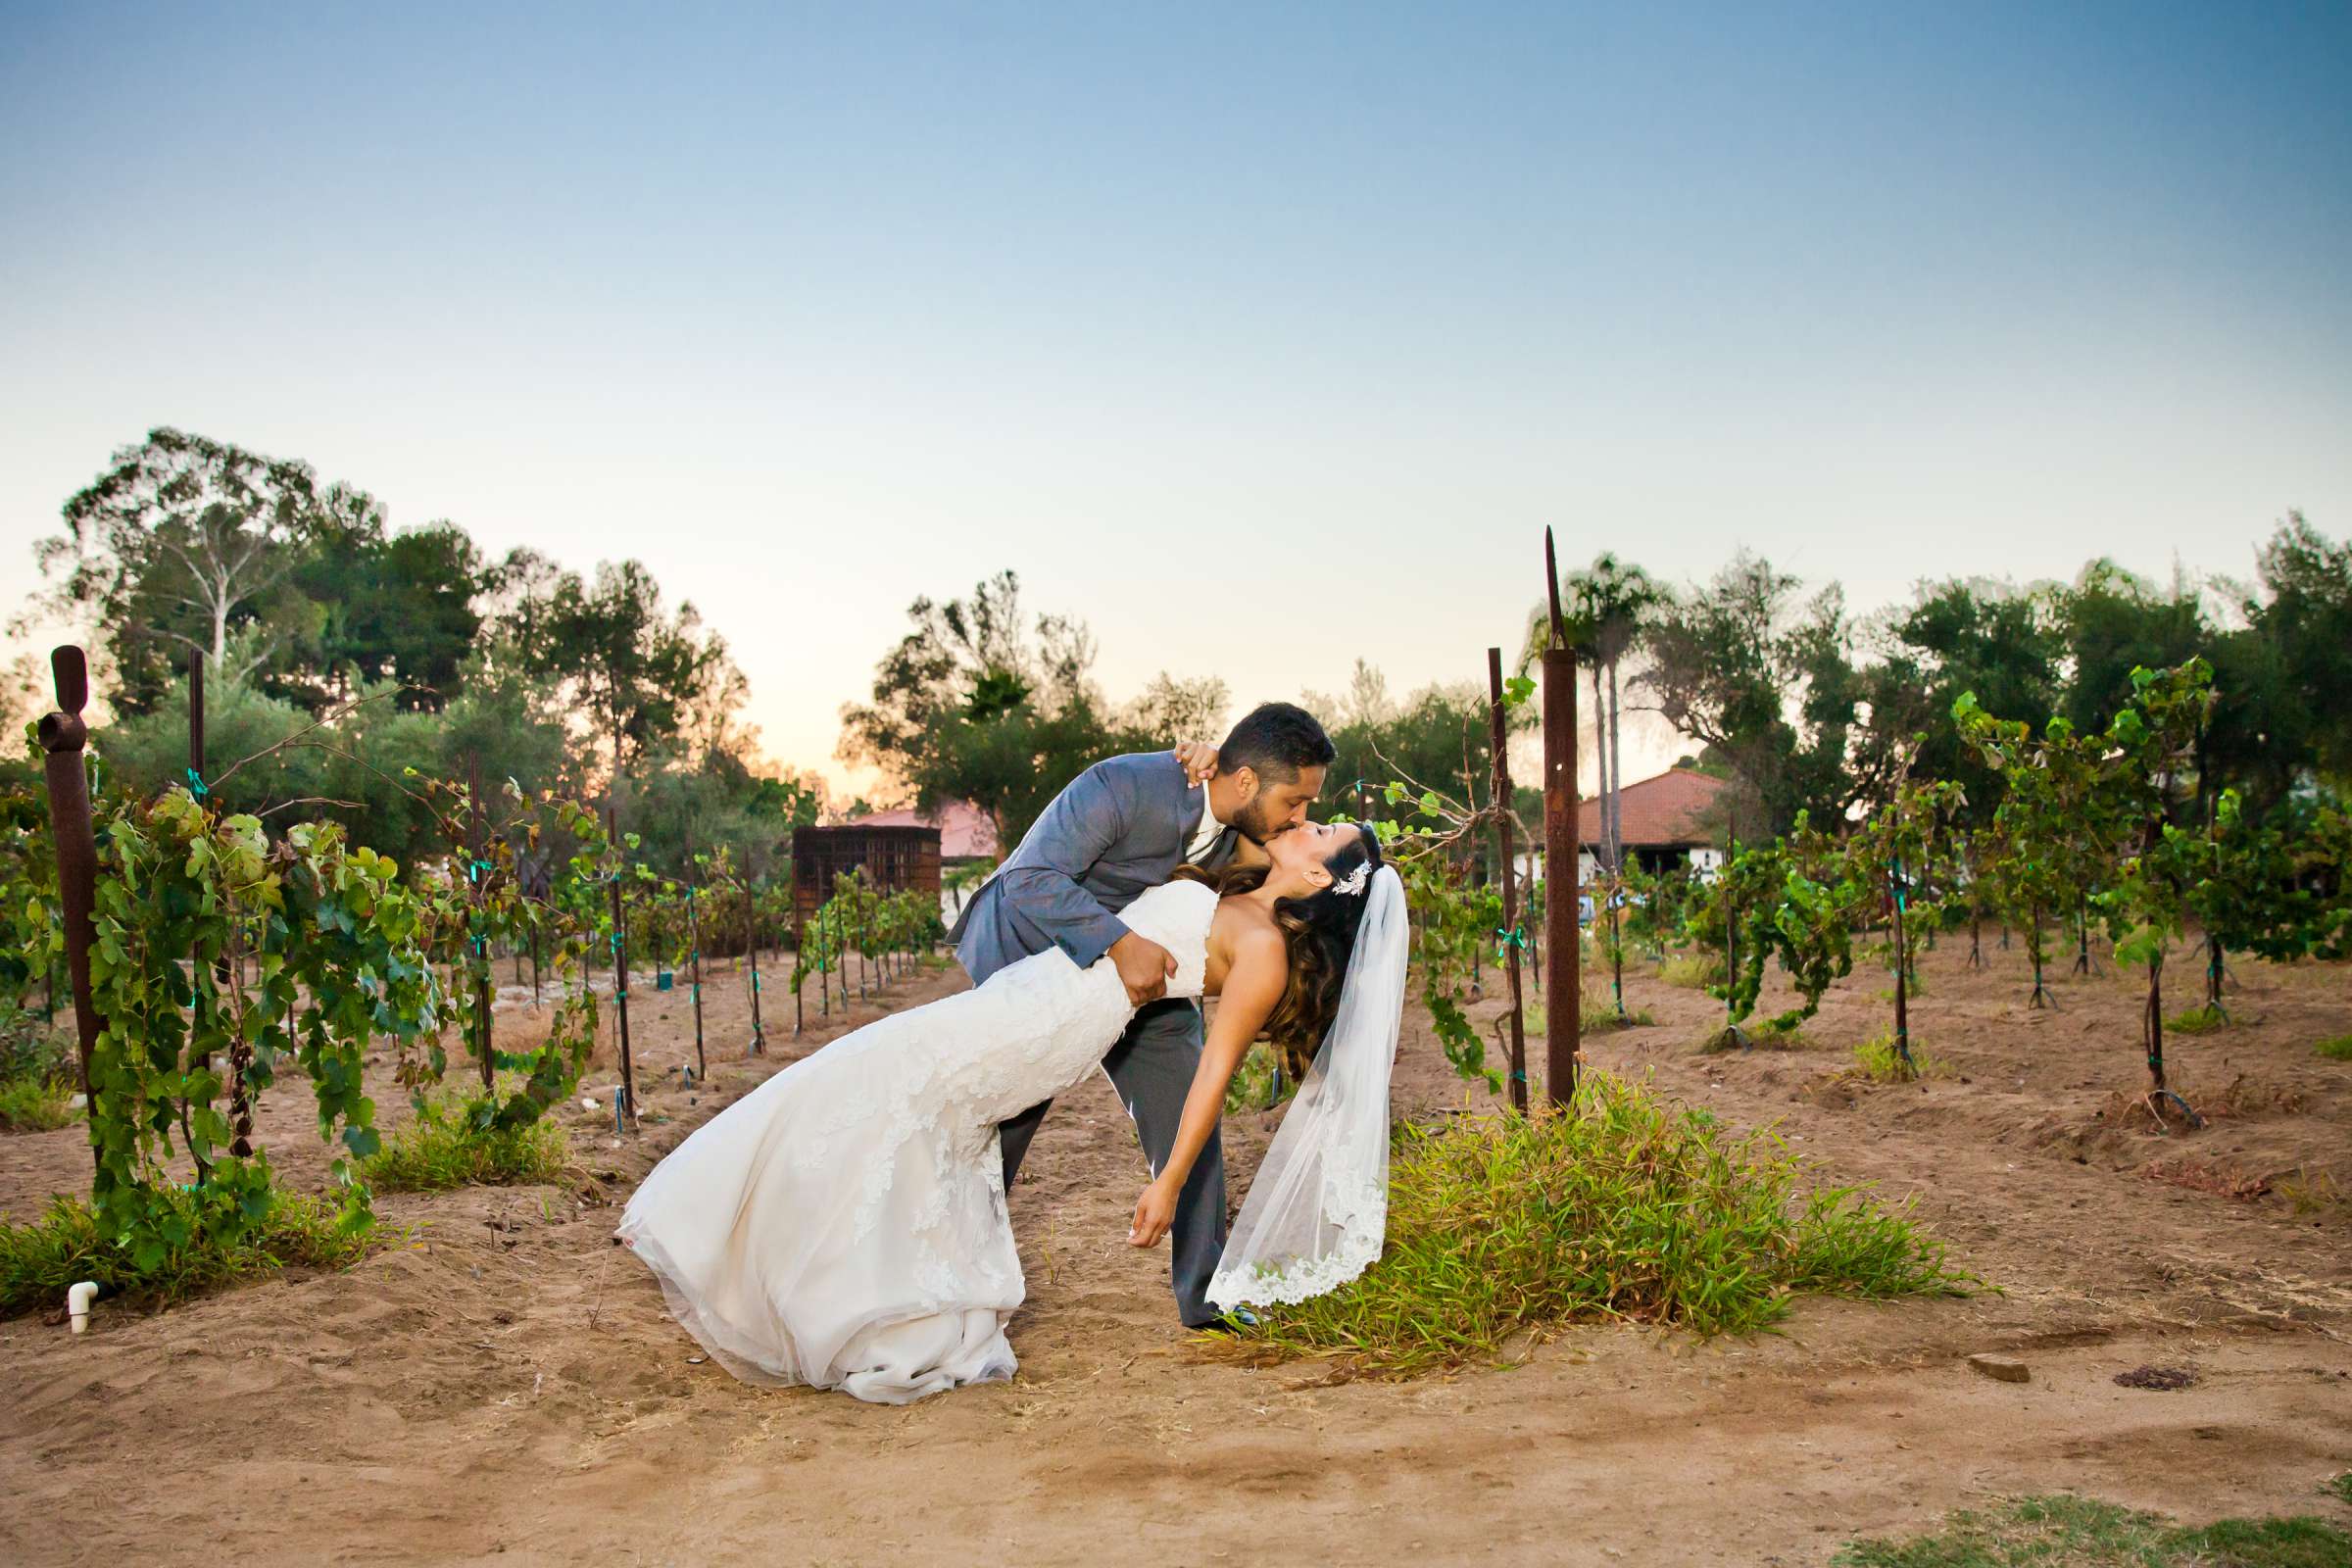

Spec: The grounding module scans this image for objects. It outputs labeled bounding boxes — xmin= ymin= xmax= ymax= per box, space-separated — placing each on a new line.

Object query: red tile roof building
xmin=840 ymin=800 xmax=1001 ymax=861
xmin=1576 ymin=765 xmax=1726 ymax=853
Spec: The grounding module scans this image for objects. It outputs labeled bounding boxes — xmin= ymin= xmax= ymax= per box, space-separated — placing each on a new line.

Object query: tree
xmin=2056 ymin=561 xmax=2207 ymax=744
xmin=842 ymin=570 xmax=1221 ymax=850
xmin=94 ymin=669 xmax=327 ymax=818
xmin=2089 ymin=661 xmax=2219 ymax=1125
xmin=501 ymin=559 xmax=741 ymax=784
xmin=1763 ymin=813 xmax=1865 ymax=1036
xmin=1844 ymin=778 xmax=1964 ymax=1074
xmin=2218 ymin=514 xmax=2352 ymax=803
xmin=31 ymin=427 xmax=329 ymax=710
xmin=1891 ymin=578 xmax=2064 ymax=826
xmin=283 ymin=504 xmax=486 ymax=713
xmin=746 ymin=767 xmax=827 ymax=830
xmin=1687 ymin=835 xmax=1786 ymax=1048
xmin=1639 ymin=554 xmax=1890 ymax=833
xmin=1954 ymin=685 xmax=2142 ymax=1008
xmin=1523 ymin=554 xmax=1660 ymax=876
xmin=1121 ymin=672 xmax=1232 ymax=748
xmin=2172 ymin=788 xmax=2307 ymax=1020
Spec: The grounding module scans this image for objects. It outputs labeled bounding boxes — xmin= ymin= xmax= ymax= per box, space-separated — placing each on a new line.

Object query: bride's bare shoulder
xmin=1210 ymin=896 xmax=1283 ymax=957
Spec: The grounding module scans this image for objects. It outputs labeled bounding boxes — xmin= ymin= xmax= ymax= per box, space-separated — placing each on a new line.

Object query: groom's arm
xmin=996 ymin=760 xmax=1137 ymax=971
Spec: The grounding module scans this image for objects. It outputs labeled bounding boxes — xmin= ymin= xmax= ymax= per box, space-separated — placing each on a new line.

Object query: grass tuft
xmin=361 ymin=1094 xmax=572 ymax=1193
xmin=1851 ymin=1030 xmax=1953 ymax=1084
xmin=1200 ymin=1070 xmax=1967 ymax=1376
xmin=1834 ymin=1494 xmax=2351 ymax=1567
xmin=1223 ymin=1043 xmax=1299 ymax=1114
xmin=0 ymin=1003 xmax=81 ymax=1133
xmin=1569 ymin=990 xmax=1655 ymax=1033
xmin=2327 ymin=1472 xmax=2351 ymax=1506
xmin=2316 ymin=1033 xmax=2352 ymax=1062
xmin=0 ymin=1074 xmax=80 ymax=1132
xmin=0 ymin=1190 xmax=393 ymax=1318
xmin=1696 ymin=1018 xmax=1809 ymax=1054
xmin=1657 ymin=954 xmax=1723 ymax=990
xmin=1522 ymin=1000 xmax=1655 ymax=1044
xmin=2167 ymin=1004 xmax=2228 ymax=1035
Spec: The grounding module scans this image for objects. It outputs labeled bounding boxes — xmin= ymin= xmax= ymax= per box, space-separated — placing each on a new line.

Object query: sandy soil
xmin=3 ymin=933 xmax=2349 ymax=1567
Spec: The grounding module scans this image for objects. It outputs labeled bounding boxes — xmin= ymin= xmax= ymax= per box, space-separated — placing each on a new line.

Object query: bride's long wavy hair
xmin=1175 ymin=822 xmax=1383 ymax=1074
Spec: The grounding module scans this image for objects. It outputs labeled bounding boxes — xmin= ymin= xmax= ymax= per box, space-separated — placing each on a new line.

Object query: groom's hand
xmin=1110 ymin=931 xmax=1176 ymax=1006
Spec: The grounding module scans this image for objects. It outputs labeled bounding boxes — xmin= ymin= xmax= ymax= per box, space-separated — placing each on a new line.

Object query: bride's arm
xmin=1128 ymin=924 xmax=1287 ymax=1249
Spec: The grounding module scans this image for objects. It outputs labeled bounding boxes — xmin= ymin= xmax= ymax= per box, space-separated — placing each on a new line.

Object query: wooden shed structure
xmin=790 ymin=822 xmax=942 ymax=931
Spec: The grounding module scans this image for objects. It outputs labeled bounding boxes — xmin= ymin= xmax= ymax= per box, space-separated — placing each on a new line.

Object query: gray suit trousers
xmin=997 ymin=996 xmax=1228 ymax=1329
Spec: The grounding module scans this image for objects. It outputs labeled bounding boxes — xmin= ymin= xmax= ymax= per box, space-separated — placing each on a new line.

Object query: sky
xmin=4 ymin=1 xmax=2348 ymax=796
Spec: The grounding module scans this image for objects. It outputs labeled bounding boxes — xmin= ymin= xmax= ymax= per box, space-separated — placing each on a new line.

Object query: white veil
xmin=1207 ymin=864 xmax=1408 ymax=1312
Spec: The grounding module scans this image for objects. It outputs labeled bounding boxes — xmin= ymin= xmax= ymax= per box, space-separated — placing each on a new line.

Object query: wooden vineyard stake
xmin=684 ymin=829 xmax=706 ymax=1083
xmin=189 ymin=652 xmax=225 ymax=1152
xmin=1486 ymin=647 xmax=1529 ymax=1114
xmin=188 ymin=645 xmax=205 ymax=794
xmin=187 ymin=650 xmax=257 ymax=1158
xmin=1541 ymin=528 xmax=1582 ymax=1109
xmin=1889 ymin=857 xmax=1915 ymax=1076
xmin=840 ymin=903 xmax=854 ymax=1011
xmin=2027 ymin=901 xmax=2054 ymax=1008
xmin=468 ymin=753 xmax=495 ymax=1093
xmin=788 ymin=899 xmax=802 ymax=1041
xmin=1719 ymin=808 xmax=1749 ymax=1051
xmin=35 ymin=646 xmax=104 ymax=1175
xmin=2201 ymin=802 xmax=2230 ymax=1022
xmin=746 ymin=877 xmax=769 ymax=1054
xmin=606 ymin=804 xmax=638 ymax=1130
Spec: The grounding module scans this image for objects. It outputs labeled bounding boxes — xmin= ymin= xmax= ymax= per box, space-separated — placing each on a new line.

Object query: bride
xmin=614 ymin=816 xmax=1406 ymax=1404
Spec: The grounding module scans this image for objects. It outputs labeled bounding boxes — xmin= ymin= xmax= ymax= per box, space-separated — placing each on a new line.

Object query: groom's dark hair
xmin=1217 ymin=702 xmax=1335 ymax=782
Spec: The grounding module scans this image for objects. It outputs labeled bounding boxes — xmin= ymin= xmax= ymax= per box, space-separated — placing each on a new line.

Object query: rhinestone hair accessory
xmin=1331 ymin=860 xmax=1371 ymax=898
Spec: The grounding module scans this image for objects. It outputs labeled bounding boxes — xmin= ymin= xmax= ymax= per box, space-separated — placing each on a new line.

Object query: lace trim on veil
xmin=1206 ymin=865 xmax=1407 ymax=1312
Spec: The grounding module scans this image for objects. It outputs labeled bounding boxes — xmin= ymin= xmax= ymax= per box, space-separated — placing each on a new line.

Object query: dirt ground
xmin=3 ymin=932 xmax=2349 ymax=1567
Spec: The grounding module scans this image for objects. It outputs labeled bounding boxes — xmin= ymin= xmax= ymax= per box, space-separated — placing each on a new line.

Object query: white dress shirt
xmin=1184 ymin=786 xmax=1224 ymax=863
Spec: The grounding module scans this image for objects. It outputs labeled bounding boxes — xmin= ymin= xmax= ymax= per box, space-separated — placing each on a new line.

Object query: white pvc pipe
xmin=67 ymin=1280 xmax=97 ymax=1335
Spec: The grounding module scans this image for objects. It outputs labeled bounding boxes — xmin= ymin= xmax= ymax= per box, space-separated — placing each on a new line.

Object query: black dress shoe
xmin=1189 ymin=1306 xmax=1261 ymax=1333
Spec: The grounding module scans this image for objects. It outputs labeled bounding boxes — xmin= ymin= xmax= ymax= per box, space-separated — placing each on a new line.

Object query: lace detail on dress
xmin=612 ymin=878 xmax=1218 ymax=1404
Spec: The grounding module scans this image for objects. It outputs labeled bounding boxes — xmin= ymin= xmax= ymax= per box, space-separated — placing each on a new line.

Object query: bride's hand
xmin=1128 ymin=1177 xmax=1178 ymax=1248
xmin=1171 ymin=741 xmax=1217 ymax=785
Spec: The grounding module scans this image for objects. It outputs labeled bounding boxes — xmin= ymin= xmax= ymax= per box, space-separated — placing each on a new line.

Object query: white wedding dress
xmin=614 ymin=878 xmax=1219 ymax=1404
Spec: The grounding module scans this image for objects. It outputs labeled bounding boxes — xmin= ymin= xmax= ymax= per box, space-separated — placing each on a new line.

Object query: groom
xmin=950 ymin=701 xmax=1334 ymax=1328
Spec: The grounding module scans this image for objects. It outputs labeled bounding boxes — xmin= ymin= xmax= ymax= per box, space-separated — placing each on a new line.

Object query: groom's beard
xmin=1231 ymin=796 xmax=1293 ymax=847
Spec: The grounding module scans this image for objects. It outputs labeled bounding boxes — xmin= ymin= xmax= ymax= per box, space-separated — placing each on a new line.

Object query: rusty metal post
xmin=37 ymin=648 xmax=104 ymax=1174
xmin=1487 ymin=648 xmax=1529 ymax=1114
xmin=1541 ymin=529 xmax=1582 ymax=1109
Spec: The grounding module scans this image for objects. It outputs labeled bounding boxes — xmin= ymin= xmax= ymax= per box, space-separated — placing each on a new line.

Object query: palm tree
xmin=1522 ymin=552 xmax=1660 ymax=877
xmin=1561 ymin=556 xmax=1660 ymax=873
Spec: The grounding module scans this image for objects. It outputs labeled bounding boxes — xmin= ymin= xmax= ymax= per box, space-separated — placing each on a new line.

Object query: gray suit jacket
xmin=951 ymin=752 xmax=1236 ymax=986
